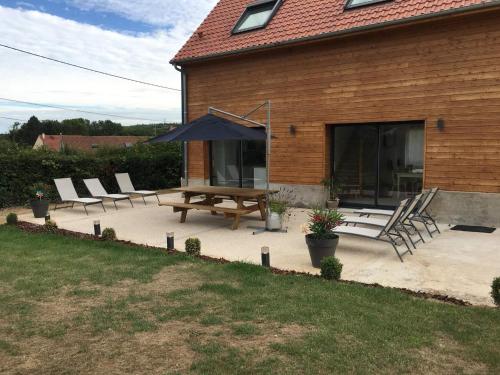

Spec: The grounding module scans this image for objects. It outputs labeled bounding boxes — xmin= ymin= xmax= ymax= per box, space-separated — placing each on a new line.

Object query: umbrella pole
xmin=265 ymin=100 xmax=271 ymax=230
xmin=253 ymin=99 xmax=278 ymax=235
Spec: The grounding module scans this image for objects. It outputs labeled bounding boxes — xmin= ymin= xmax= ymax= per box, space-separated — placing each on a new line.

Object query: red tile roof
xmin=172 ymin=0 xmax=500 ymax=63
xmin=35 ymin=134 xmax=146 ymax=152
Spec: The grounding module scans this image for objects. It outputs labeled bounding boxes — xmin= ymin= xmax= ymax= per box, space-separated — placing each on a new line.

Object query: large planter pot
xmin=266 ymin=212 xmax=282 ymax=231
xmin=30 ymin=199 xmax=49 ymax=218
xmin=305 ymin=234 xmax=339 ymax=268
xmin=326 ymin=199 xmax=340 ymax=209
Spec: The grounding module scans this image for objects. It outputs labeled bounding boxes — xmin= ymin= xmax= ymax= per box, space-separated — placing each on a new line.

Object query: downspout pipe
xmin=174 ymin=64 xmax=188 ymax=184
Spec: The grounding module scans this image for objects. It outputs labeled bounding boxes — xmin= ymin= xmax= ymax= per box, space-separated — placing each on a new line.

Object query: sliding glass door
xmin=210 ymin=140 xmax=240 ymax=187
xmin=333 ymin=122 xmax=424 ymax=208
xmin=333 ymin=125 xmax=378 ymax=206
xmin=210 ymin=140 xmax=266 ymax=188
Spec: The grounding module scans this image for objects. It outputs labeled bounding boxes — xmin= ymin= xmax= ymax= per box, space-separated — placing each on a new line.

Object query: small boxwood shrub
xmin=185 ymin=238 xmax=201 ymax=256
xmin=492 ymin=277 xmax=500 ymax=307
xmin=43 ymin=220 xmax=58 ymax=233
xmin=101 ymin=228 xmax=117 ymax=241
xmin=320 ymin=256 xmax=343 ymax=281
xmin=6 ymin=213 xmax=18 ymax=225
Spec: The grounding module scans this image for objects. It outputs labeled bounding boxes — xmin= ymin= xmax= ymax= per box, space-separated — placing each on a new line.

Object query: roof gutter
xmin=171 ymin=1 xmax=500 ymax=65
xmin=174 ymin=64 xmax=189 ymax=184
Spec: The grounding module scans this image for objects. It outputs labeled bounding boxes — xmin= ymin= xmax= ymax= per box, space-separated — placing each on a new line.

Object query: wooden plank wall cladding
xmin=184 ymin=9 xmax=500 ymax=193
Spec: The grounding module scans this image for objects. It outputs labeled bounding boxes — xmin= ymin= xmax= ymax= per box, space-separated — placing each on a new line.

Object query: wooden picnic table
xmin=159 ymin=186 xmax=278 ymax=230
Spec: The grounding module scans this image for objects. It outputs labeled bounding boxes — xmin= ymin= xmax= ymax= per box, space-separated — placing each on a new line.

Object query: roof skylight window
xmin=232 ymin=0 xmax=282 ymax=34
xmin=345 ymin=0 xmax=392 ymax=10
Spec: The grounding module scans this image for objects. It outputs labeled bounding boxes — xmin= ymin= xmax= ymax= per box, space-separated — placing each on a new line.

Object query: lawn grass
xmin=0 ymin=225 xmax=499 ymax=374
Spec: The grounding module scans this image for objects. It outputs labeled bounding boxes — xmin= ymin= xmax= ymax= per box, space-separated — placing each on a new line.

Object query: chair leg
xmin=412 ymin=218 xmax=433 ymax=238
xmin=425 ymin=212 xmax=441 ymax=234
xmin=386 ymin=231 xmax=412 ymax=260
xmin=71 ymin=202 xmax=75 ymax=208
xmin=432 ymin=221 xmax=440 ymax=235
xmin=434 ymin=220 xmax=441 ymax=234
xmin=402 ymin=225 xmax=417 ymax=249
xmin=422 ymin=220 xmax=434 ymax=238
xmin=395 ymin=230 xmax=412 ymax=254
xmin=54 ymin=202 xmax=58 ymax=211
xmin=129 ymin=198 xmax=134 ymax=208
xmin=155 ymin=194 xmax=160 ymax=204
xmin=101 ymin=202 xmax=106 ymax=212
xmin=142 ymin=195 xmax=147 ymax=205
xmin=411 ymin=222 xmax=425 ymax=244
xmin=113 ymin=200 xmax=118 ymax=210
xmin=83 ymin=204 xmax=88 ymax=216
xmin=391 ymin=242 xmax=404 ymax=263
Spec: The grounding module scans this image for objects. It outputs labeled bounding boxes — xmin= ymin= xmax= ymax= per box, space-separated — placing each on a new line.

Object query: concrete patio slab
xmin=20 ymin=193 xmax=500 ymax=306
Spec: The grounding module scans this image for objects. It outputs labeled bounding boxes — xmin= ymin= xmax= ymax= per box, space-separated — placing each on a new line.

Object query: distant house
xmin=171 ymin=0 xmax=500 ymax=225
xmin=33 ymin=133 xmax=146 ymax=152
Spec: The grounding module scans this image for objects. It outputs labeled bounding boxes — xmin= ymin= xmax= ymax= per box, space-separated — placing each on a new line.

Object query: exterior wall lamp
xmin=437 ymin=118 xmax=445 ymax=131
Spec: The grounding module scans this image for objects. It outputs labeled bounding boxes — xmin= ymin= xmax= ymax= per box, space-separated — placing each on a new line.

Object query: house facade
xmin=172 ymin=0 xmax=500 ymax=226
xmin=33 ymin=134 xmax=146 ymax=152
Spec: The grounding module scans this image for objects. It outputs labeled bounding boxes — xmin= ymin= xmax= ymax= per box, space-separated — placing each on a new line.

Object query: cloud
xmin=67 ymin=0 xmax=217 ymax=30
xmin=0 ymin=3 xmax=216 ymax=133
xmin=15 ymin=2 xmax=36 ymax=9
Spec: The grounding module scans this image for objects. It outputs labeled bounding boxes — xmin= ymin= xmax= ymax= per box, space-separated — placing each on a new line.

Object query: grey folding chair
xmin=342 ymin=194 xmax=425 ymax=249
xmin=409 ymin=188 xmax=441 ymax=237
xmin=84 ymin=178 xmax=133 ymax=210
xmin=54 ymin=178 xmax=105 ymax=215
xmin=115 ymin=173 xmax=159 ymax=205
xmin=354 ymin=188 xmax=441 ymax=238
xmin=333 ymin=199 xmax=412 ymax=262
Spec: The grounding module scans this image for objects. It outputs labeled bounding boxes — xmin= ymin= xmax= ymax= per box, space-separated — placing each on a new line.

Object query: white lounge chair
xmin=354 ymin=187 xmax=441 ymax=238
xmin=84 ymin=178 xmax=133 ymax=210
xmin=333 ymin=199 xmax=412 ymax=262
xmin=54 ymin=178 xmax=105 ymax=215
xmin=115 ymin=173 xmax=159 ymax=205
xmin=342 ymin=194 xmax=425 ymax=249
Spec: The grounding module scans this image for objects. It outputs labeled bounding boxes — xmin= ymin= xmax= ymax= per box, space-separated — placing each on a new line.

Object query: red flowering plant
xmin=31 ymin=183 xmax=51 ymax=201
xmin=306 ymin=207 xmax=344 ymax=239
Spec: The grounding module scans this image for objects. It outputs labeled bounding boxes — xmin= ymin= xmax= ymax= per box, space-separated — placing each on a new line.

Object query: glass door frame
xmin=330 ymin=120 xmax=425 ymax=209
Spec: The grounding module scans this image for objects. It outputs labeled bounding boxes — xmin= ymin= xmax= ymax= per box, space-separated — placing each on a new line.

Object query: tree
xmin=89 ymin=120 xmax=123 ymax=136
xmin=7 ymin=116 xmax=177 ymax=145
xmin=61 ymin=118 xmax=90 ymax=135
xmin=10 ymin=116 xmax=42 ymax=145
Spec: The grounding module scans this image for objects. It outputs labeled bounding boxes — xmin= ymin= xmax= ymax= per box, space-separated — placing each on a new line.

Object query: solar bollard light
xmin=93 ymin=220 xmax=101 ymax=237
xmin=167 ymin=232 xmax=175 ymax=251
xmin=261 ymin=246 xmax=270 ymax=268
xmin=44 ymin=214 xmax=50 ymax=223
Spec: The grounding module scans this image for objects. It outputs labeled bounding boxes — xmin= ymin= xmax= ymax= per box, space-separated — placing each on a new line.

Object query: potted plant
xmin=29 ymin=183 xmax=50 ymax=218
xmin=322 ymin=176 xmax=342 ymax=209
xmin=303 ymin=207 xmax=344 ymax=268
xmin=267 ymin=188 xmax=294 ymax=231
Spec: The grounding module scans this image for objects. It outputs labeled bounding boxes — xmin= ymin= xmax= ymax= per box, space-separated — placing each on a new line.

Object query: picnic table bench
xmin=159 ymin=186 xmax=276 ymax=230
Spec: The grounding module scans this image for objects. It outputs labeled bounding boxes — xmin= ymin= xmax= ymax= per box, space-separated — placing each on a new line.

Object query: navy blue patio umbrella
xmin=148 ymin=102 xmax=275 ymax=234
xmin=148 ymin=114 xmax=266 ymax=142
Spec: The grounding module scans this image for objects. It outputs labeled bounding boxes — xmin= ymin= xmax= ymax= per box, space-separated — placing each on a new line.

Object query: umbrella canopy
xmin=149 ymin=114 xmax=266 ymax=143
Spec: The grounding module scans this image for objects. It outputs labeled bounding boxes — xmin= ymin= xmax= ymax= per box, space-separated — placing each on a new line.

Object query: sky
xmin=0 ymin=0 xmax=218 ymax=133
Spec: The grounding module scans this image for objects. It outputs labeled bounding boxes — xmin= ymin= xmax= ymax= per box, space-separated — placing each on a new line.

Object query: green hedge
xmin=0 ymin=143 xmax=182 ymax=208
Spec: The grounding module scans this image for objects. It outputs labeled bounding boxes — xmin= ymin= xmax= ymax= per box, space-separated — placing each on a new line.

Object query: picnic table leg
xmin=180 ymin=193 xmax=191 ymax=223
xmin=232 ymin=197 xmax=244 ymax=230
xmin=257 ymin=196 xmax=266 ymax=221
xmin=206 ymin=194 xmax=217 ymax=215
